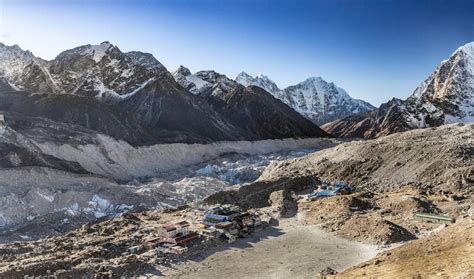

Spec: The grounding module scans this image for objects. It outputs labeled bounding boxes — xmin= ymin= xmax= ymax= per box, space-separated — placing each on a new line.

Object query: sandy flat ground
xmin=166 ymin=220 xmax=379 ymax=279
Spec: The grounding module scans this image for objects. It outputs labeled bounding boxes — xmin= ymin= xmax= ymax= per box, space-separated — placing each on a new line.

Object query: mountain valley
xmin=0 ymin=39 xmax=472 ymax=278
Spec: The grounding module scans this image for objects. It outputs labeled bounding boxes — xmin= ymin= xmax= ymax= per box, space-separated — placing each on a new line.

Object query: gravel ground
xmin=166 ymin=219 xmax=379 ymax=279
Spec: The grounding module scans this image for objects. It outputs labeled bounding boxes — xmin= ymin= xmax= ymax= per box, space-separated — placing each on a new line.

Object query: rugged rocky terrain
xmin=0 ymin=124 xmax=472 ymax=277
xmin=206 ymin=123 xmax=473 ymax=247
xmin=298 ymin=190 xmax=458 ymax=245
xmin=235 ymin=72 xmax=375 ymax=125
xmin=323 ymin=41 xmax=474 ymax=138
xmin=0 ymin=209 xmax=195 ymax=277
xmin=261 ymin=123 xmax=473 ymax=196
xmin=0 ymin=112 xmax=339 ymax=241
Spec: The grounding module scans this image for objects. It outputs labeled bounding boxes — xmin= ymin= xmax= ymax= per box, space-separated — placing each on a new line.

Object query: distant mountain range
xmin=1 ymin=41 xmax=471 ymax=143
xmin=0 ymin=42 xmax=329 ymax=145
xmin=322 ymin=41 xmax=474 ymax=138
xmin=235 ymin=72 xmax=375 ymax=125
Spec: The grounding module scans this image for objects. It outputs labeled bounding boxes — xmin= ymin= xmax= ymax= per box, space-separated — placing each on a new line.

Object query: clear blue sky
xmin=1 ymin=0 xmax=473 ymax=106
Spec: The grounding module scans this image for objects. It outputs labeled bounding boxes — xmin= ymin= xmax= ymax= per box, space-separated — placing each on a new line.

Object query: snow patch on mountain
xmin=186 ymin=74 xmax=211 ymax=91
xmin=172 ymin=66 xmax=216 ymax=95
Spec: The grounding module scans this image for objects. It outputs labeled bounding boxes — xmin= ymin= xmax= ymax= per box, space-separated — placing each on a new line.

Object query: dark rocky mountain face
xmin=0 ymin=42 xmax=328 ymax=145
xmin=178 ymin=70 xmax=330 ymax=139
xmin=124 ymin=51 xmax=166 ymax=73
xmin=207 ymin=85 xmax=330 ymax=139
xmin=323 ymin=42 xmax=474 ymax=138
xmin=0 ymin=90 xmax=155 ymax=145
xmin=0 ymin=113 xmax=94 ymax=173
xmin=0 ymin=78 xmax=14 ymax=91
xmin=321 ymin=98 xmax=409 ymax=138
xmin=121 ymin=73 xmax=243 ymax=143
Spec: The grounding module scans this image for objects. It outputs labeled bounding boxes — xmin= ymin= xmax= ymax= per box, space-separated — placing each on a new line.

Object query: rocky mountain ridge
xmin=0 ymin=42 xmax=329 ymax=144
xmin=0 ymin=41 xmax=167 ymax=98
xmin=323 ymin=41 xmax=474 ymax=138
xmin=172 ymin=67 xmax=330 ymax=139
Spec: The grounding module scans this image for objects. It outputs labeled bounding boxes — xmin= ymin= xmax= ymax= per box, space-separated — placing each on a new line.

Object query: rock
xmin=268 ymin=190 xmax=298 ymax=218
xmin=317 ymin=267 xmax=336 ymax=278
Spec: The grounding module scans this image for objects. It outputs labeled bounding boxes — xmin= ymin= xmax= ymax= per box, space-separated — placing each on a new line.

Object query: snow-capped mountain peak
xmin=303 ymin=76 xmax=323 ymax=83
xmin=454 ymin=41 xmax=474 ymax=58
xmin=236 ymin=72 xmax=374 ymax=125
xmin=173 ymin=65 xmax=192 ymax=76
xmin=235 ymin=71 xmax=280 ymax=95
xmin=235 ymin=72 xmax=253 ymax=86
xmin=255 ymin=72 xmax=272 ymax=81
xmin=0 ymin=43 xmax=50 ymax=92
xmin=56 ymin=41 xmax=115 ymax=64
xmin=406 ymin=41 xmax=474 ymax=125
xmin=0 ymin=43 xmax=40 ymax=70
xmin=323 ymin=41 xmax=474 ymax=139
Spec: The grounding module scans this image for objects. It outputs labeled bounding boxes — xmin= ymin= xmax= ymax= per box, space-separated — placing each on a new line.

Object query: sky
xmin=0 ymin=0 xmax=473 ymax=106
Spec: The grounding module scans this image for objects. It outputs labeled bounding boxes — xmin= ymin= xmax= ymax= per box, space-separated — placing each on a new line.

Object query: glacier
xmin=0 ymin=131 xmax=340 ymax=242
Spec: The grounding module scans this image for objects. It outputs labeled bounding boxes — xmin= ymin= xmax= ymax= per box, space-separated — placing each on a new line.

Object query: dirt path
xmin=167 ymin=220 xmax=379 ymax=279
